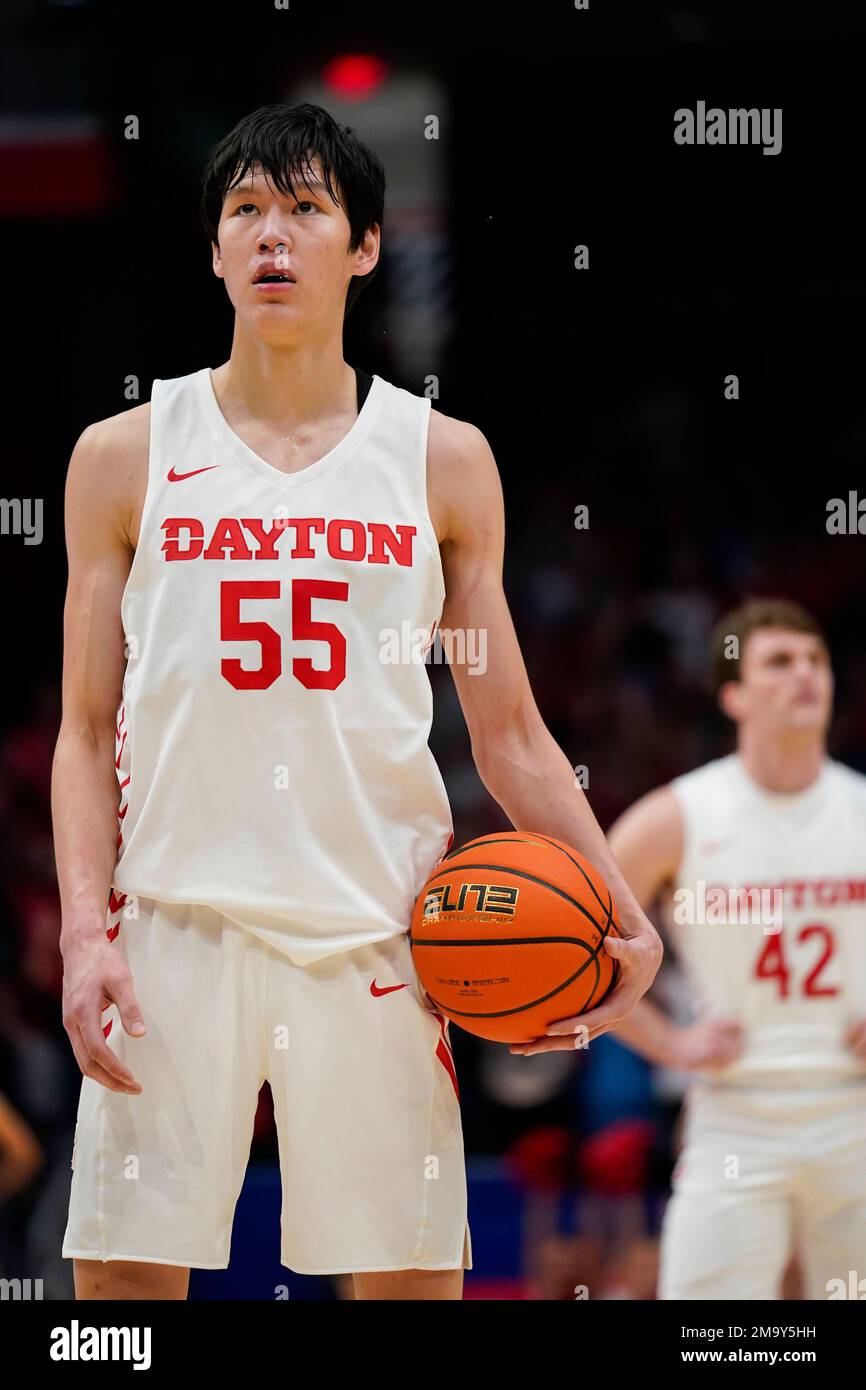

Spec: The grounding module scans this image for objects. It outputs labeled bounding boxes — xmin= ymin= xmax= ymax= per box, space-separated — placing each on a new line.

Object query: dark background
xmin=1 ymin=0 xmax=864 ymax=1298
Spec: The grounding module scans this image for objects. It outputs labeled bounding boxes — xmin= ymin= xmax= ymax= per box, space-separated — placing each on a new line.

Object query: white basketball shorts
xmin=62 ymin=897 xmax=473 ymax=1275
xmin=659 ymin=1077 xmax=866 ymax=1299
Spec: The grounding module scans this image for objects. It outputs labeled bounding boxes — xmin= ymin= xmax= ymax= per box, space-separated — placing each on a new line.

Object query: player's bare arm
xmin=52 ymin=410 xmax=150 ymax=1096
xmin=426 ymin=409 xmax=663 ymax=1049
xmin=604 ymin=785 xmax=742 ymax=1071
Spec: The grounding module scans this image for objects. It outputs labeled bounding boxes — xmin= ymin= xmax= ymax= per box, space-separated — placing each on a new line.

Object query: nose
xmin=257 ymin=214 xmax=293 ymax=254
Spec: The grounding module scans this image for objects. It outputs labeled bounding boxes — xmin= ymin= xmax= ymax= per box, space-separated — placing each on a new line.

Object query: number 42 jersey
xmin=667 ymin=753 xmax=866 ymax=1085
xmin=112 ymin=367 xmax=454 ymax=964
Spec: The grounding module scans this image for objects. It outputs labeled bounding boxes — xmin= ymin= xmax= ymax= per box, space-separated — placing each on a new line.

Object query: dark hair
xmin=709 ymin=597 xmax=828 ymax=693
xmin=200 ymin=101 xmax=385 ymax=317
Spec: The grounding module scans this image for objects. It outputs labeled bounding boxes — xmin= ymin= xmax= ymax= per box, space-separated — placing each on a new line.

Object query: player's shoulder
xmin=668 ymin=753 xmax=738 ymax=798
xmin=70 ymin=400 xmax=151 ymax=475
xmin=425 ymin=404 xmax=500 ymax=540
xmin=826 ymin=757 xmax=866 ymax=803
xmin=610 ymin=779 xmax=684 ymax=842
xmin=65 ymin=403 xmax=151 ymax=548
xmin=427 ymin=401 xmax=492 ymax=463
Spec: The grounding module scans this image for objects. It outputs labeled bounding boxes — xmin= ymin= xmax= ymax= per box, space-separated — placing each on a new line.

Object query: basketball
xmin=410 ymin=831 xmax=621 ymax=1044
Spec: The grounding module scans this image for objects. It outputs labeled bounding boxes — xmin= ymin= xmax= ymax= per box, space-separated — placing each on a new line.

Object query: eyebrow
xmin=226 ymin=178 xmax=328 ymax=198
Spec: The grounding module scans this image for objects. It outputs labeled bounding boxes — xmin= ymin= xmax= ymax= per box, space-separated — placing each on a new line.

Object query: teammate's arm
xmin=429 ymin=413 xmax=662 ymax=1048
xmin=604 ymin=786 xmax=742 ymax=1070
xmin=52 ymin=415 xmax=147 ymax=1095
xmin=0 ymin=1091 xmax=43 ymax=1202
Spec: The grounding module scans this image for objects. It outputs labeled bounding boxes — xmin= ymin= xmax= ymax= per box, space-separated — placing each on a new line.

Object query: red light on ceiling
xmin=323 ymin=54 xmax=388 ymax=101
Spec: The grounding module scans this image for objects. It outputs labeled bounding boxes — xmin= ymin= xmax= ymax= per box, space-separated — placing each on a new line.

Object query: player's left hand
xmin=508 ymin=914 xmax=663 ymax=1056
xmin=844 ymin=1018 xmax=866 ymax=1060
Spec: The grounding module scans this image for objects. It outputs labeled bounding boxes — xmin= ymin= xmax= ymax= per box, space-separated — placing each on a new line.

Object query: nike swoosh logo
xmin=370 ymin=979 xmax=409 ymax=997
xmin=167 ymin=464 xmax=221 ymax=482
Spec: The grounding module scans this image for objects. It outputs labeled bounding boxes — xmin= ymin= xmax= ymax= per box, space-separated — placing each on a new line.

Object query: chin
xmin=786 ymin=708 xmax=829 ymax=735
xmin=245 ymin=313 xmax=303 ymax=342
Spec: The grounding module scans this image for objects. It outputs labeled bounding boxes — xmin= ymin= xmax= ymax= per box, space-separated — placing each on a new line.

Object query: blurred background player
xmin=608 ymin=598 xmax=866 ymax=1299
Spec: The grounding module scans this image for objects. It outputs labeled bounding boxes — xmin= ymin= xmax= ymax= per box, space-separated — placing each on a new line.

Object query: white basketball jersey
xmin=667 ymin=753 xmax=866 ymax=1084
xmin=111 ymin=367 xmax=454 ymax=964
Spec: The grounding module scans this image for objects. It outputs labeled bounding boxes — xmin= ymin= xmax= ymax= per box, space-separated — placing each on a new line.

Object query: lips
xmin=253 ymin=261 xmax=296 ymax=284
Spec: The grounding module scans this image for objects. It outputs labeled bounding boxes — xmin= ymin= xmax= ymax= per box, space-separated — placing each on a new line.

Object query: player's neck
xmin=735 ymin=735 xmax=826 ymax=794
xmin=212 ymin=327 xmax=356 ymax=434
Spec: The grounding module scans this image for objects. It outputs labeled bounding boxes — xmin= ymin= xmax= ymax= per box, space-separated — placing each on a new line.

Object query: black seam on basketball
xmin=517 ymin=831 xmax=612 ymax=919
xmin=600 ymin=959 xmax=619 ymax=1005
xmin=440 ymin=835 xmax=540 ymax=863
xmin=410 ymin=928 xmax=608 ymax=970
xmin=422 ymin=948 xmax=602 ymax=1019
xmin=412 ymin=934 xmax=605 ymax=949
xmin=424 ymin=860 xmax=610 ymax=938
xmin=586 ymin=958 xmax=619 ymax=1010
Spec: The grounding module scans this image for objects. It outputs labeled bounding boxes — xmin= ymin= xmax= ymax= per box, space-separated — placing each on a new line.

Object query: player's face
xmin=724 ymin=628 xmax=833 ymax=738
xmin=211 ymin=159 xmax=379 ymax=341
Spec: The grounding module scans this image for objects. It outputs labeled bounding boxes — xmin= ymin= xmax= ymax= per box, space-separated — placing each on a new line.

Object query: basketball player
xmin=518 ymin=599 xmax=866 ymax=1299
xmin=52 ymin=103 xmax=662 ymax=1301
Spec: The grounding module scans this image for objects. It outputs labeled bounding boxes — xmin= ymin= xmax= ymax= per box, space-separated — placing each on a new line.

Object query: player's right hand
xmin=61 ymin=936 xmax=146 ymax=1094
xmin=669 ymin=1018 xmax=743 ymax=1071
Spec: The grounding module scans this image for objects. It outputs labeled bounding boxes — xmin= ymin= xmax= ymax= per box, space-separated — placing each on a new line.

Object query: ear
xmin=718 ymin=680 xmax=744 ymax=723
xmin=352 ymin=224 xmax=381 ymax=279
xmin=211 ymin=240 xmax=224 ymax=280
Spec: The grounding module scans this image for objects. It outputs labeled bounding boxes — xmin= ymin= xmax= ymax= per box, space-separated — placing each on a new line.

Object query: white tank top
xmin=111 ymin=366 xmax=454 ymax=964
xmin=667 ymin=753 xmax=866 ymax=1085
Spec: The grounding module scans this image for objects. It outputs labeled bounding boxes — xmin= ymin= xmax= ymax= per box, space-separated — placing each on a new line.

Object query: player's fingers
xmin=711 ymin=1020 xmax=744 ymax=1043
xmin=110 ymin=985 xmax=147 ymax=1039
xmin=509 ymin=1034 xmax=587 ymax=1056
xmin=68 ymin=1022 xmax=141 ymax=1093
xmin=515 ymin=1007 xmax=627 ymax=1052
xmin=603 ymin=932 xmax=646 ymax=958
xmin=78 ymin=1017 xmax=142 ymax=1092
xmin=702 ymin=1046 xmax=742 ymax=1067
xmin=544 ymin=985 xmax=637 ymax=1039
xmin=97 ymin=959 xmax=147 ymax=1039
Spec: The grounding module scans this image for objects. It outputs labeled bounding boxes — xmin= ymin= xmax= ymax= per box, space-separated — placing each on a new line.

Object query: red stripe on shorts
xmin=428 ymin=1007 xmax=460 ymax=1102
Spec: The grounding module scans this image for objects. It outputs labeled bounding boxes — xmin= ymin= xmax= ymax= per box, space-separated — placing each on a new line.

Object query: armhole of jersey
xmin=121 ymin=378 xmax=163 ymax=601
xmin=668 ymin=777 xmax=691 ymax=886
xmin=416 ymin=394 xmax=445 ymax=610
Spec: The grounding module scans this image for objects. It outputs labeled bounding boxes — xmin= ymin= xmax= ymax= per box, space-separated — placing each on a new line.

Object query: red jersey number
xmin=220 ymin=579 xmax=348 ymax=691
xmin=753 ymin=923 xmax=839 ymax=1000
